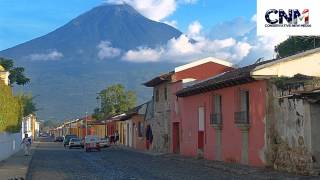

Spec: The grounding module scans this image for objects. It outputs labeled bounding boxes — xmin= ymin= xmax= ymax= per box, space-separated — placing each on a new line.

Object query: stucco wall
xmin=252 ymin=51 xmax=320 ymax=78
xmin=132 ymin=115 xmax=145 ymax=150
xmin=266 ymin=83 xmax=314 ymax=174
xmin=310 ymin=103 xmax=320 ymax=169
xmin=0 ymin=71 xmax=9 ymax=85
xmin=178 ymin=80 xmax=267 ymax=166
xmin=0 ymin=132 xmax=22 ymax=161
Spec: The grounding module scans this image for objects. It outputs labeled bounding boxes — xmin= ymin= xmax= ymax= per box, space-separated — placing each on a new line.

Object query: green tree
xmin=0 ymin=57 xmax=30 ymax=85
xmin=18 ymin=93 xmax=38 ymax=117
xmin=275 ymin=36 xmax=320 ymax=58
xmin=0 ymin=82 xmax=23 ymax=132
xmin=94 ymin=84 xmax=136 ymax=120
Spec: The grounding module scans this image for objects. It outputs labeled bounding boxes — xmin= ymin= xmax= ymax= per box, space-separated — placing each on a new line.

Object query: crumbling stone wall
xmin=148 ymin=82 xmax=171 ymax=153
xmin=266 ymin=79 xmax=314 ymax=175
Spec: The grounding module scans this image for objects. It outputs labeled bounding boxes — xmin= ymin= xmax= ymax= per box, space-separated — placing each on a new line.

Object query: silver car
xmin=68 ymin=138 xmax=82 ymax=149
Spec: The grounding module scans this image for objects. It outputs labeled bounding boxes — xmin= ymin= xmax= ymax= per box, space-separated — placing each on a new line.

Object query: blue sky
xmin=0 ymin=0 xmax=256 ymax=51
xmin=0 ymin=0 xmax=288 ymax=65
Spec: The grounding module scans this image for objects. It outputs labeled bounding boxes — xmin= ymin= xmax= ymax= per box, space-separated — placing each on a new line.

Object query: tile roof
xmin=143 ymin=71 xmax=174 ymax=87
xmin=176 ymin=59 xmax=276 ymax=97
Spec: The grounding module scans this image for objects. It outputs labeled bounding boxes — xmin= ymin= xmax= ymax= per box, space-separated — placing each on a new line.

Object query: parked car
xmin=54 ymin=136 xmax=64 ymax=142
xmin=63 ymin=134 xmax=77 ymax=147
xmin=68 ymin=138 xmax=82 ymax=149
xmin=99 ymin=137 xmax=109 ymax=148
xmin=84 ymin=135 xmax=100 ymax=152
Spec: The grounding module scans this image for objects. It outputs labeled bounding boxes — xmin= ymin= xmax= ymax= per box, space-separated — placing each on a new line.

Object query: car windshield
xmin=70 ymin=138 xmax=80 ymax=142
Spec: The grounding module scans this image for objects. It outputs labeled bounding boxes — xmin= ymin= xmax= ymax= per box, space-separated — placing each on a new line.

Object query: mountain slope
xmin=0 ymin=4 xmax=182 ymax=120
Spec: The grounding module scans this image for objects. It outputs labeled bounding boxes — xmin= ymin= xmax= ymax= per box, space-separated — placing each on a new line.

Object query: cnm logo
xmin=265 ymin=9 xmax=309 ymax=25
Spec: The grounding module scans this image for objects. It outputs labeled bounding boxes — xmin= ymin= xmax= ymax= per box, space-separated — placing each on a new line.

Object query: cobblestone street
xmin=24 ymin=138 xmax=317 ymax=180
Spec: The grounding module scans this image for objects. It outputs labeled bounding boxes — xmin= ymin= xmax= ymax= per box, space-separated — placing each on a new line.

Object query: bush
xmin=0 ymin=82 xmax=22 ymax=133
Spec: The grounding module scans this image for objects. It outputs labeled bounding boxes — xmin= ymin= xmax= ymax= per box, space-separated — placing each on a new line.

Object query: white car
xmin=68 ymin=138 xmax=82 ymax=149
xmin=84 ymin=135 xmax=100 ymax=152
xmin=99 ymin=137 xmax=110 ymax=148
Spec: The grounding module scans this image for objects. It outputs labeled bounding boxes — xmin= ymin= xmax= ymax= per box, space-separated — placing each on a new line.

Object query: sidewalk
xmin=117 ymin=146 xmax=319 ymax=179
xmin=0 ymin=143 xmax=37 ymax=180
xmin=110 ymin=145 xmax=167 ymax=156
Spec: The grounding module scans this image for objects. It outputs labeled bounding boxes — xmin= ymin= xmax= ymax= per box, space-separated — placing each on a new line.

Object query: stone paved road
xmin=26 ymin=139 xmax=315 ymax=180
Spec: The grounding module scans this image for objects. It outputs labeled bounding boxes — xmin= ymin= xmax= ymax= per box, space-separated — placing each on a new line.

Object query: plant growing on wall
xmin=0 ymin=82 xmax=23 ymax=132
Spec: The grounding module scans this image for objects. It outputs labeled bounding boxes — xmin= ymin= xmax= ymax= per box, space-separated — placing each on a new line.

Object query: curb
xmin=25 ymin=142 xmax=39 ymax=180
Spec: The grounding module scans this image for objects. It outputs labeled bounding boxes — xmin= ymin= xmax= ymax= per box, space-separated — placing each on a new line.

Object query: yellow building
xmin=0 ymin=65 xmax=9 ymax=85
xmin=117 ymin=121 xmax=127 ymax=145
xmin=91 ymin=123 xmax=106 ymax=138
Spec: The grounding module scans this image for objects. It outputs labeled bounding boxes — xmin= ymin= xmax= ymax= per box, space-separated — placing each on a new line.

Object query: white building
xmin=21 ymin=114 xmax=39 ymax=140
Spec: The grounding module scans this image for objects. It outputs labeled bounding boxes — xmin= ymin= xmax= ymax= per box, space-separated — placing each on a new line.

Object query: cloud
xmin=122 ymin=34 xmax=252 ymax=63
xmin=207 ymin=16 xmax=288 ymax=65
xmin=163 ymin=20 xmax=178 ymax=28
xmin=105 ymin=0 xmax=198 ymax=21
xmin=97 ymin=41 xmax=121 ymax=59
xmin=105 ymin=0 xmax=176 ymax=21
xmin=122 ymin=16 xmax=287 ymax=65
xmin=29 ymin=50 xmax=63 ymax=61
xmin=187 ymin=21 xmax=202 ymax=40
xmin=122 ymin=47 xmax=163 ymax=62
xmin=179 ymin=0 xmax=198 ymax=4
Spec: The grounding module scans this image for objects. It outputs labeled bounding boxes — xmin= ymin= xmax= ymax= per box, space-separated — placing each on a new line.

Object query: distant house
xmin=0 ymin=65 xmax=9 ymax=85
xmin=176 ymin=48 xmax=320 ymax=174
xmin=21 ymin=114 xmax=39 ymax=141
xmin=127 ymin=102 xmax=148 ymax=150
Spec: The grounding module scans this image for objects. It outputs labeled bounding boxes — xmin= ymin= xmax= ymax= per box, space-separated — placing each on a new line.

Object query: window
xmin=198 ymin=107 xmax=205 ymax=131
xmin=164 ymin=86 xmax=168 ymax=100
xmin=234 ymin=90 xmax=249 ymax=124
xmin=155 ymin=89 xmax=159 ymax=102
xmin=210 ymin=95 xmax=222 ymax=125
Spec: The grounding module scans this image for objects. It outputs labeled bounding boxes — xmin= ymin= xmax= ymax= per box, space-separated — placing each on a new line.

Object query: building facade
xmin=0 ymin=65 xmax=9 ymax=85
xmin=175 ymin=48 xmax=320 ymax=174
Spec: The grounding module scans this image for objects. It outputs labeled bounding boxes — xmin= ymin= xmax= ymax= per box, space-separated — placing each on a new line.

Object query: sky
xmin=0 ymin=0 xmax=287 ymax=64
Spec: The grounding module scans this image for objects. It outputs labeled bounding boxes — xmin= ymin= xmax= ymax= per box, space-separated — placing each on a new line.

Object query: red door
xmin=172 ymin=123 xmax=180 ymax=153
xmin=198 ymin=131 xmax=204 ymax=149
xmin=198 ymin=107 xmax=205 ymax=150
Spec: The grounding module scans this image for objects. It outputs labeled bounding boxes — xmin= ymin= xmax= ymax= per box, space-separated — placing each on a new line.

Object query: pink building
xmin=170 ymin=57 xmax=234 ymax=154
xmin=175 ymin=61 xmax=270 ymax=166
xmin=175 ymin=49 xmax=320 ymax=172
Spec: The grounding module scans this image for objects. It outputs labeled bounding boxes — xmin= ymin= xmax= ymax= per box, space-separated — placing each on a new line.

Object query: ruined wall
xmin=266 ymin=82 xmax=313 ymax=175
xmin=310 ymin=103 xmax=320 ymax=169
xmin=149 ymin=82 xmax=171 ymax=153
